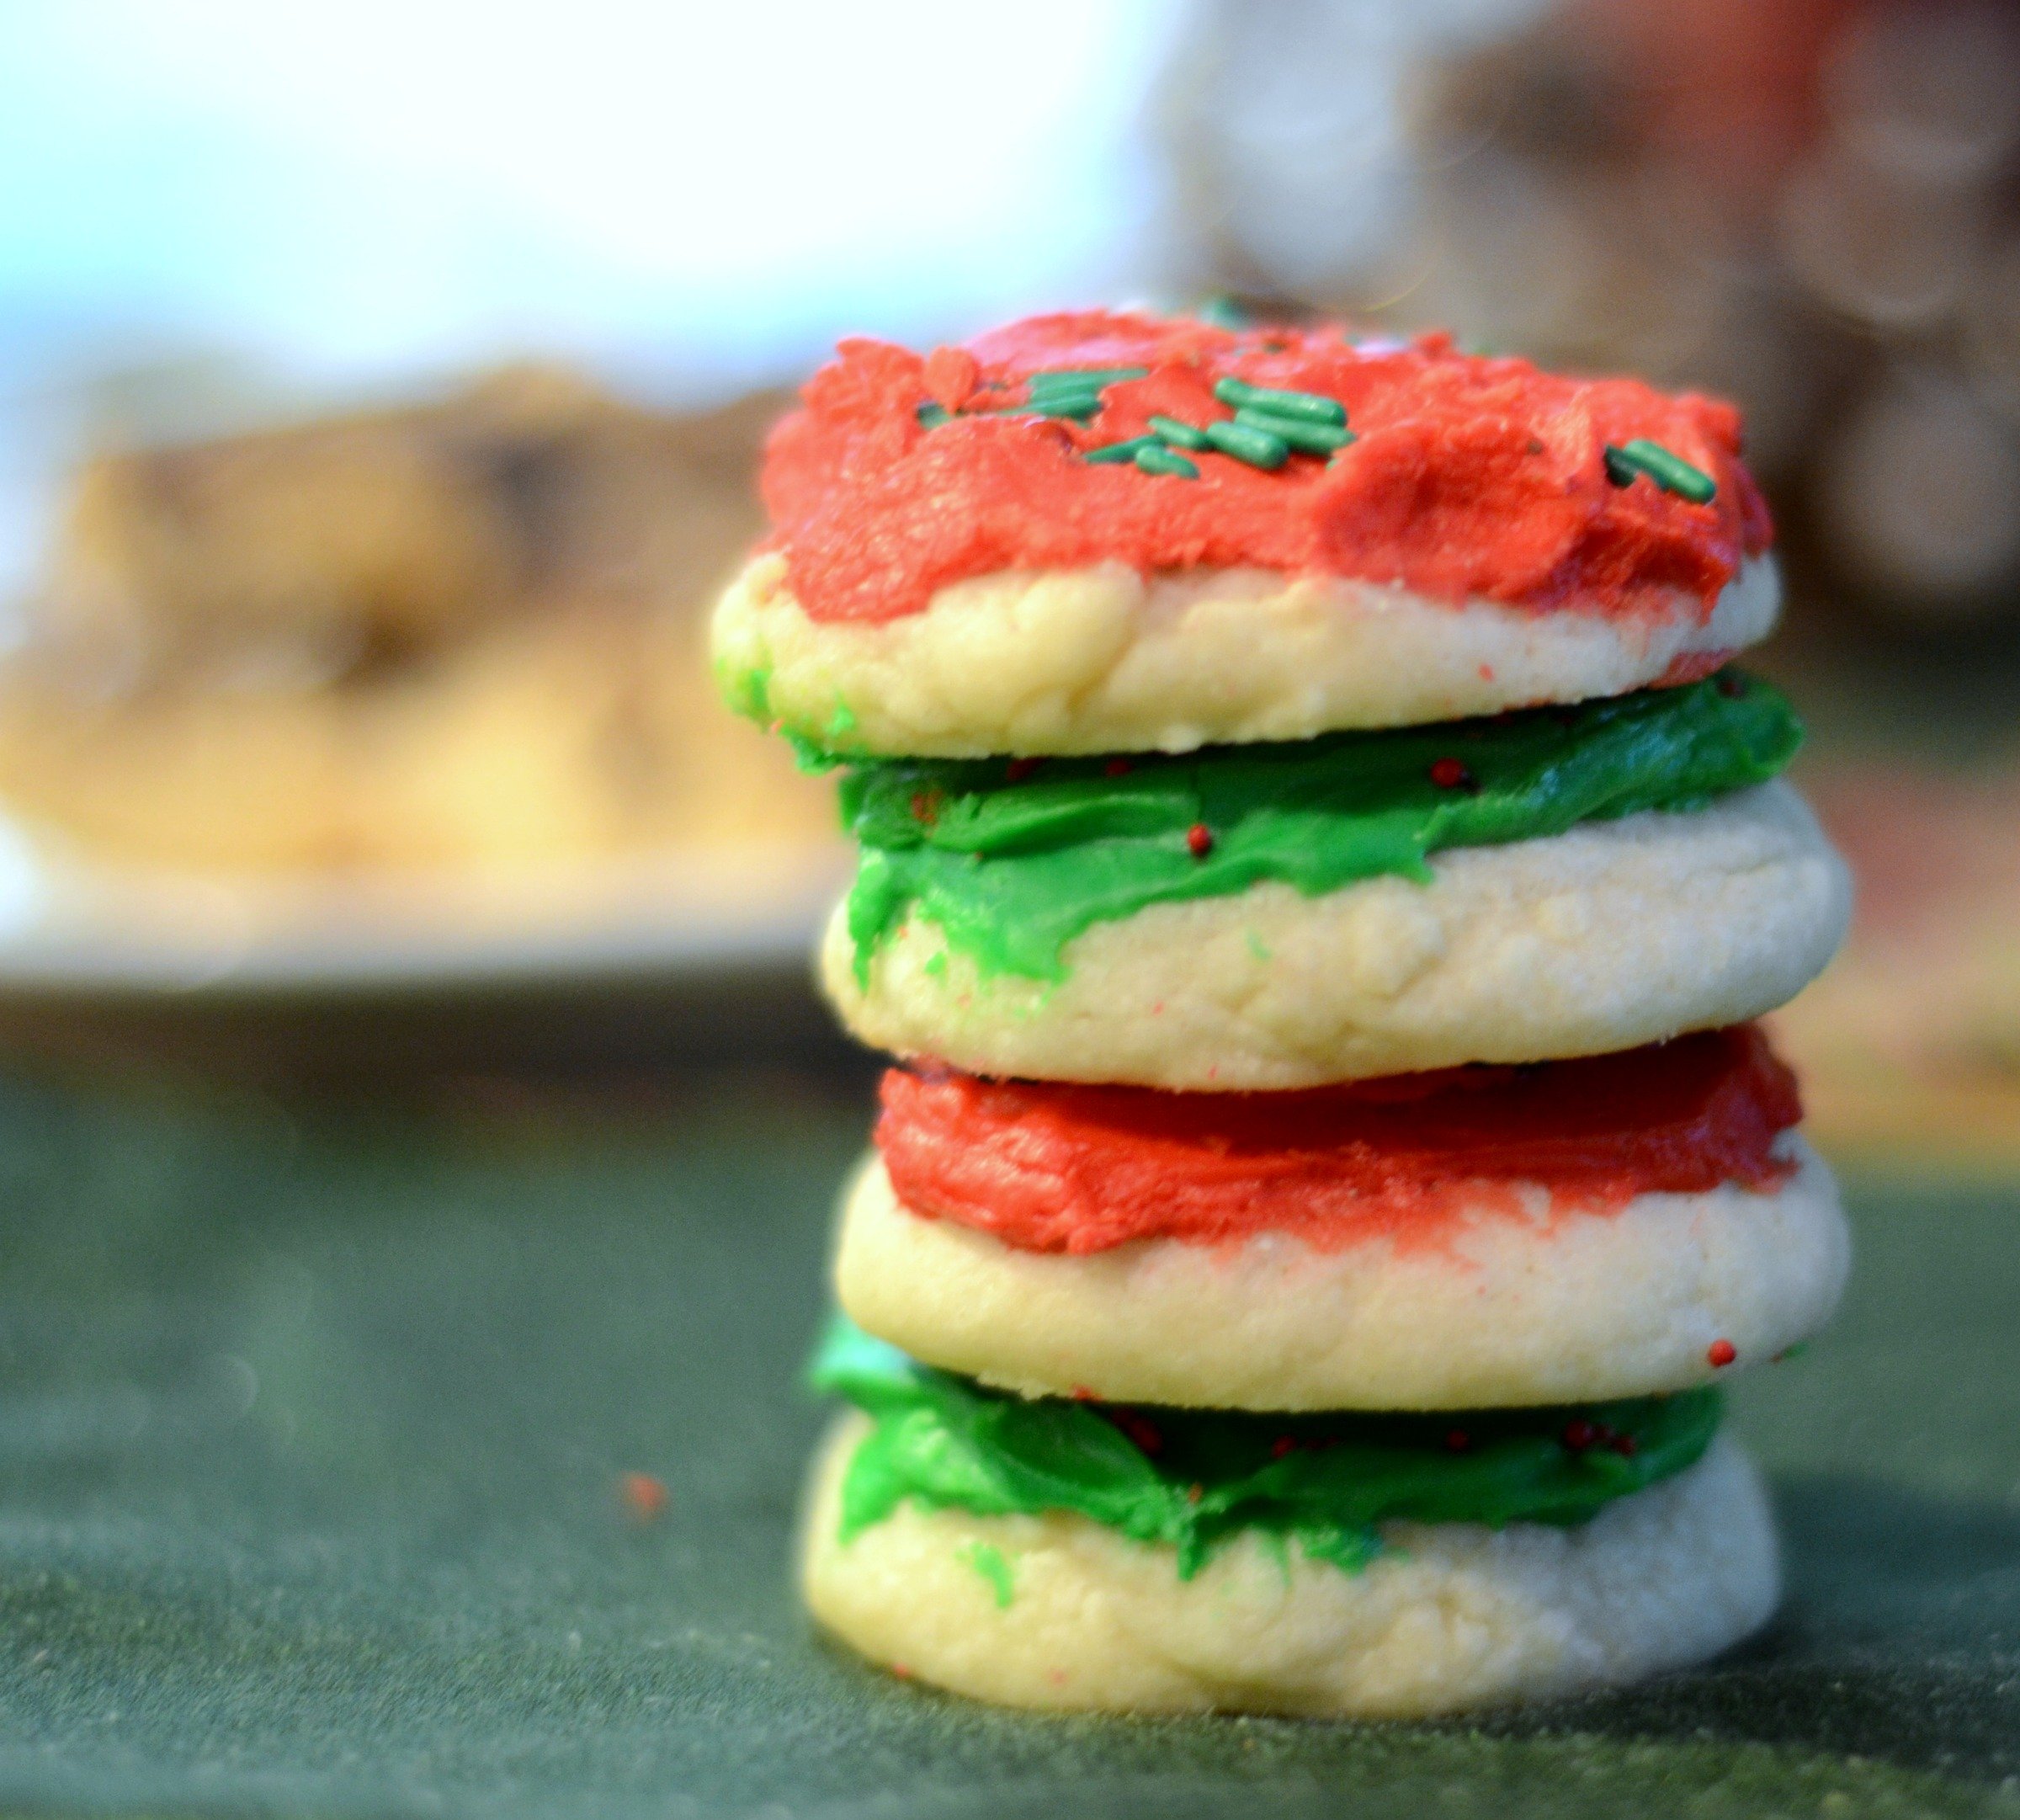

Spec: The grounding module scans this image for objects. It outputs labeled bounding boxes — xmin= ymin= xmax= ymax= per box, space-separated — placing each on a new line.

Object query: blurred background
xmin=0 ymin=0 xmax=2012 ymax=1160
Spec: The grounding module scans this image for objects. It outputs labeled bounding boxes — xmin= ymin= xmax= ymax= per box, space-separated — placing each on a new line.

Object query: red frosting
xmin=763 ymin=311 xmax=1773 ymax=625
xmin=874 ymin=1027 xmax=1802 ymax=1257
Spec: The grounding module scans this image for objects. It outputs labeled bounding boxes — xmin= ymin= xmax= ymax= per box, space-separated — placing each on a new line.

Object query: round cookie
xmin=822 ymin=780 xmax=1852 ymax=1090
xmin=836 ymin=1144 xmax=1847 ymax=1410
xmin=715 ymin=553 xmax=1776 ymax=760
xmin=720 ymin=308 xmax=1778 ymax=760
xmin=800 ymin=1415 xmax=1778 ymax=1717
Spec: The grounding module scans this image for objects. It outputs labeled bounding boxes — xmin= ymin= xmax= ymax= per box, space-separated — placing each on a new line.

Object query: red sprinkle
xmin=1428 ymin=757 xmax=1476 ymax=791
xmin=1611 ymin=1433 xmax=1639 ymax=1457
xmin=1187 ymin=1482 xmax=1204 ymax=1504
xmin=1104 ymin=758 xmax=1134 ymax=777
xmin=1070 ymin=1385 xmax=1098 ymax=1402
xmin=1110 ymin=1411 xmax=1165 ymax=1455
xmin=890 ymin=1661 xmax=914 ymax=1681
xmin=1005 ymin=757 xmax=1045 ymax=782
xmin=909 ymin=790 xmax=941 ymax=827
xmin=1715 ymin=671 xmax=1746 ymax=698
xmin=1186 ymin=823 xmax=1215 ymax=858
xmin=1444 ymin=1429 xmax=1471 ymax=1452
xmin=1562 ymin=1418 xmax=1598 ymax=1452
xmin=1271 ymin=1435 xmax=1297 ymax=1460
xmin=619 ymin=1471 xmax=669 ymax=1521
xmin=1707 ymin=1338 xmax=1738 ymax=1367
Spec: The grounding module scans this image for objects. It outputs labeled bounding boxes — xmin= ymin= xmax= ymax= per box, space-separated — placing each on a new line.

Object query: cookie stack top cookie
xmin=716 ymin=308 xmax=1773 ymax=760
xmin=720 ymin=308 xmax=1853 ymax=1716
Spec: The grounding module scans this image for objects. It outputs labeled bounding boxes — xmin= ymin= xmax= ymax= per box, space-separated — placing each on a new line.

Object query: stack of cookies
xmin=714 ymin=309 xmax=1853 ymax=1716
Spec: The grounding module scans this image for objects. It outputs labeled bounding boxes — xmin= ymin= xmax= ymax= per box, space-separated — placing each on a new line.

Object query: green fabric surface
xmin=0 ymin=1066 xmax=2015 ymax=1819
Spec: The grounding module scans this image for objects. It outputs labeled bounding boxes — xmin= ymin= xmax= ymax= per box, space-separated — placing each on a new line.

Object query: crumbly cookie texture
xmin=835 ymin=1143 xmax=1846 ymax=1410
xmin=714 ymin=553 xmax=1777 ymax=758
xmin=800 ymin=1417 xmax=1778 ymax=1716
xmin=821 ymin=781 xmax=1852 ymax=1089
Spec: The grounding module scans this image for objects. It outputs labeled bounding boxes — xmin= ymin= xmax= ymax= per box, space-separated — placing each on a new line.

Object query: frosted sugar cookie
xmin=837 ymin=1030 xmax=1847 ymax=1409
xmin=799 ymin=1333 xmax=1776 ymax=1717
xmin=818 ymin=677 xmax=1849 ymax=1088
xmin=716 ymin=311 xmax=1776 ymax=758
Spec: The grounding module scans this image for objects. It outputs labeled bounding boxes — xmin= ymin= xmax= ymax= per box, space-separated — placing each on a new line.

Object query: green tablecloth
xmin=0 ymin=1063 xmax=2017 ymax=1819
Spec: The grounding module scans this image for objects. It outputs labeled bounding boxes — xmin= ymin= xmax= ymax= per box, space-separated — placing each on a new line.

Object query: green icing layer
xmin=715 ymin=652 xmax=773 ymax=728
xmin=837 ymin=673 xmax=1801 ymax=982
xmin=811 ymin=1318 xmax=1723 ymax=1580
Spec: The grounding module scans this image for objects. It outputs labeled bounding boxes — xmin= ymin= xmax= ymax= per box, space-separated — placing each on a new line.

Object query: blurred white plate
xmin=0 ymin=817 xmax=848 ymax=996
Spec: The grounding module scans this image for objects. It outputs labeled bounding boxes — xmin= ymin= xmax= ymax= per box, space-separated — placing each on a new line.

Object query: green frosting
xmin=715 ymin=652 xmax=773 ymax=728
xmin=811 ymin=1318 xmax=1723 ymax=1580
xmin=961 ymin=1541 xmax=1016 ymax=1608
xmin=836 ymin=673 xmax=1802 ymax=982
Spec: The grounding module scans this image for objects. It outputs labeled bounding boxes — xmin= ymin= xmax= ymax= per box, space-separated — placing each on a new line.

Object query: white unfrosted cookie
xmin=836 ymin=1144 xmax=1846 ymax=1409
xmin=800 ymin=1416 xmax=1778 ymax=1716
xmin=821 ymin=781 xmax=1851 ymax=1089
xmin=715 ymin=552 xmax=1777 ymax=758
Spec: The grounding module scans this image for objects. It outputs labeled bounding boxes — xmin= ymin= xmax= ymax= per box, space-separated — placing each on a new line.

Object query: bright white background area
xmin=0 ymin=0 xmax=1183 ymax=592
xmin=0 ymin=0 xmax=1180 ymax=389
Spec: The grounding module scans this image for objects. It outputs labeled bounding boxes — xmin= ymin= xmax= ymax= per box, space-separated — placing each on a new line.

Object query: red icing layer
xmin=763 ymin=311 xmax=1773 ymax=625
xmin=874 ymin=1027 xmax=1802 ymax=1257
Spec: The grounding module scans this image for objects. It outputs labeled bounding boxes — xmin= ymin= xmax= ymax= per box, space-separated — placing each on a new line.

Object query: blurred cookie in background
xmin=0 ymin=367 xmax=837 ymax=875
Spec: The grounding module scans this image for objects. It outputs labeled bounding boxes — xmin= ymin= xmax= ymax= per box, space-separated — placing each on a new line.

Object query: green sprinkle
xmin=1603 ymin=439 xmax=1716 ymax=503
xmin=960 ymin=1541 xmax=1015 ymax=1609
xmin=1204 ymin=418 xmax=1289 ymax=469
xmin=1246 ymin=931 xmax=1273 ymax=961
xmin=1213 ymin=377 xmax=1346 ymax=426
xmin=1023 ymin=375 xmax=1130 ymax=418
xmin=922 ymin=950 xmax=948 ymax=980
xmin=915 ymin=402 xmax=951 ymax=428
xmin=1146 ymin=414 xmax=1213 ymax=450
xmin=1135 ymin=444 xmax=1200 ymax=478
xmin=1028 ymin=365 xmax=1147 ymax=391
xmin=1234 ymin=406 xmax=1353 ymax=455
xmin=1197 ymin=295 xmax=1251 ymax=328
xmin=1026 ymin=391 xmax=1103 ymax=419
xmin=825 ymin=699 xmax=858 ymax=743
xmin=1084 ymin=434 xmax=1161 ymax=465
